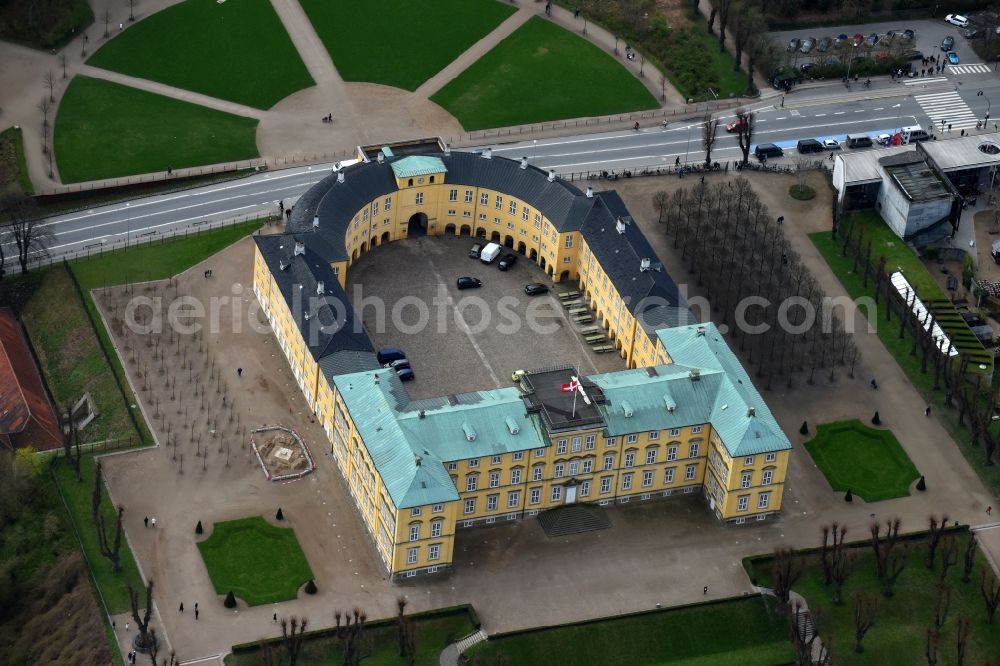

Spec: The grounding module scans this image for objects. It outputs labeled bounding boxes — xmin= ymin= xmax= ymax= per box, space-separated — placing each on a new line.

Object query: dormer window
xmin=408 ymin=178 xmax=413 ymax=187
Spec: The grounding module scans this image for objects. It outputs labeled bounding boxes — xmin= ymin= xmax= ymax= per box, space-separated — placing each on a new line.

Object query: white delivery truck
xmin=480 ymin=242 xmax=502 ymax=263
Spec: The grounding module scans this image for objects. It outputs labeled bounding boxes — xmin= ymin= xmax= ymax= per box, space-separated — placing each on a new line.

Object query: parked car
xmin=384 ymin=359 xmax=411 ymax=371
xmin=902 ymin=29 xmax=915 ymax=40
xmin=853 ymin=32 xmax=864 ymax=45
xmin=726 ymin=117 xmax=746 ymax=132
xmin=498 ymin=253 xmax=517 ymax=271
xmin=822 ymin=56 xmax=840 ymax=66
xmin=948 ymin=51 xmax=960 ymax=64
xmin=822 ymin=139 xmax=841 ymax=150
xmin=834 ymin=33 xmax=848 ymax=47
xmin=796 ymin=138 xmax=824 ymax=154
xmin=396 ymin=367 xmax=415 ymax=382
xmin=965 ymin=28 xmax=981 ymax=39
xmin=941 ymin=36 xmax=955 ymax=51
xmin=456 ymin=276 xmax=482 ymax=290
xmin=800 ymin=37 xmax=816 ymax=53
xmin=468 ymin=243 xmax=482 ymax=259
xmin=377 ymin=348 xmax=406 ymax=365
xmin=865 ymin=32 xmax=879 ymax=46
xmin=817 ymin=37 xmax=832 ymax=52
xmin=903 ymin=49 xmax=924 ymax=60
xmin=479 ymin=242 xmax=501 ymax=263
xmin=524 ymin=283 xmax=549 ymax=296
xmin=883 ymin=30 xmax=896 ymax=43
xmin=787 ymin=37 xmax=801 ymax=51
xmin=800 ymin=62 xmax=816 ymax=73
xmin=945 ymin=14 xmax=970 ymax=27
xmin=754 ymin=143 xmax=784 ymax=160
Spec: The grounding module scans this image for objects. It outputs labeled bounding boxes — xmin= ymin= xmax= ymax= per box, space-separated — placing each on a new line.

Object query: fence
xmin=558 ymin=158 xmax=832 ymax=183
xmin=21 ymin=214 xmax=277 ymax=275
xmin=35 ymin=159 xmax=269 ymax=197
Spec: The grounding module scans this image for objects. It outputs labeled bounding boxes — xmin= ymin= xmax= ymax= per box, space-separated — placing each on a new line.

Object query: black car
xmin=498 ymin=253 xmax=517 ymax=271
xmin=468 ymin=243 xmax=482 ymax=259
xmin=941 ymin=36 xmax=955 ymax=51
xmin=787 ymin=37 xmax=801 ymax=51
xmin=902 ymin=29 xmax=915 ymax=41
xmin=456 ymin=276 xmax=482 ymax=290
xmin=524 ymin=283 xmax=549 ymax=296
xmin=903 ymin=49 xmax=924 ymax=60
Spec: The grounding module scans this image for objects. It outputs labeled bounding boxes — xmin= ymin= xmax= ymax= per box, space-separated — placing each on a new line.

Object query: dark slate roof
xmin=254 ymin=235 xmax=374 ymax=366
xmin=581 ymin=191 xmax=691 ymax=325
xmin=318 ymin=350 xmax=380 ymax=378
xmin=287 ymin=152 xmax=591 ymax=262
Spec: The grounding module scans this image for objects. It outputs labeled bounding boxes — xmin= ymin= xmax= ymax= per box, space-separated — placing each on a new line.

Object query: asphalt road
xmin=10 ymin=58 xmax=1000 ymax=268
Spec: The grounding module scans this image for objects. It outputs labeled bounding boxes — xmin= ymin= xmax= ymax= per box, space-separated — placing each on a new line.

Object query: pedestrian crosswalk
xmin=949 ymin=63 xmax=991 ymax=75
xmin=904 ymin=76 xmax=948 ymax=86
xmin=914 ymin=90 xmax=980 ymax=130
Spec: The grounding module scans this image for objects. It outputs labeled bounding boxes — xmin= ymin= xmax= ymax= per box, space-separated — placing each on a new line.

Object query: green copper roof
xmin=389 ymin=156 xmax=447 ymax=179
xmin=332 ymin=369 xmax=545 ymax=509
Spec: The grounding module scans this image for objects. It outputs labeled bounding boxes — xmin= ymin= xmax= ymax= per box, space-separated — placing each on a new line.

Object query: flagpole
xmin=571 ymin=375 xmax=578 ymax=418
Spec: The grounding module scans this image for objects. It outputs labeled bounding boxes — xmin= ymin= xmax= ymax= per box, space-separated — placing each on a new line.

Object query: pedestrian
xmin=125 ymin=621 xmax=130 ymax=632
xmin=195 ymin=602 xmax=199 ymax=612
xmin=144 ymin=516 xmax=148 ymax=527
xmin=167 ymin=165 xmax=172 ymax=176
xmin=949 ymin=123 xmax=953 ymax=132
xmin=674 ymin=156 xmax=680 ymax=166
xmin=703 ymin=585 xmax=708 ymax=595
xmin=237 ymin=367 xmax=243 ymax=377
xmin=700 ymin=175 xmax=705 ymax=184
xmin=179 ymin=602 xmax=184 ymax=612
xmin=987 ymin=505 xmax=992 ymax=516
xmin=119 ymin=23 xmax=123 ymax=31
xmin=273 ymin=612 xmax=278 ymax=623
xmin=151 ymin=517 xmax=156 ymax=528
xmin=780 ymin=96 xmax=785 ymax=108
xmin=870 ymin=378 xmax=878 ymax=390
xmin=921 ymin=68 xmax=925 ymax=76
xmin=113 ymin=620 xmax=116 ymax=631
xmin=195 ymin=608 xmax=200 ymax=620
xmin=777 ymin=216 xmax=784 ymax=225
xmin=925 ymin=406 xmax=931 ymax=416
xmin=574 ymin=9 xmax=579 ymax=18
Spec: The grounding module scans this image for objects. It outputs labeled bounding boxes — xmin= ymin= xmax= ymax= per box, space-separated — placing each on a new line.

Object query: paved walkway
xmin=1 ymin=0 xmax=696 ymax=193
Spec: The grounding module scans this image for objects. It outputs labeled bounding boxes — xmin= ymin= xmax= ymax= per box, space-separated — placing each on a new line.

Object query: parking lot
xmin=772 ymin=17 xmax=987 ymax=75
xmin=345 ymin=234 xmax=624 ymax=400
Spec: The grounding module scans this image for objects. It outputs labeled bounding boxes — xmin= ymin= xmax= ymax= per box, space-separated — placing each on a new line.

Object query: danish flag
xmin=561 ymin=378 xmax=580 ymax=393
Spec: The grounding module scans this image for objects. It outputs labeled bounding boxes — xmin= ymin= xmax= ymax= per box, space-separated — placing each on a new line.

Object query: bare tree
xmin=103 ymin=9 xmax=111 ymax=38
xmin=701 ymin=115 xmax=719 ymax=167
xmin=652 ymin=190 xmax=670 ymax=225
xmin=962 ymin=533 xmax=977 ymax=583
xmin=1 ymin=194 xmax=54 ymax=273
xmin=43 ymin=70 xmax=56 ymax=102
xmin=882 ymin=545 xmax=909 ymax=598
xmin=771 ymin=547 xmax=802 ymax=605
xmin=714 ymin=0 xmax=734 ymax=51
xmin=954 ymin=615 xmax=970 ymax=666
xmin=129 ymin=0 xmax=137 ymax=22
xmin=396 ymin=596 xmax=415 ymax=664
xmin=932 ymin=581 xmax=951 ymax=630
xmin=60 ymin=52 xmax=67 ymax=79
xmin=335 ymin=608 xmax=369 ymax=666
xmin=939 ymin=536 xmax=958 ymax=580
xmin=127 ymin=580 xmax=155 ymax=650
xmin=925 ymin=627 xmax=939 ymax=666
xmin=853 ymin=591 xmax=878 ymax=653
xmin=92 ymin=461 xmax=124 ymax=572
xmin=280 ymin=616 xmax=308 ymax=666
xmin=983 ymin=568 xmax=1000 ymax=623
xmin=734 ymin=109 xmax=755 ymax=165
xmin=926 ymin=515 xmax=950 ymax=569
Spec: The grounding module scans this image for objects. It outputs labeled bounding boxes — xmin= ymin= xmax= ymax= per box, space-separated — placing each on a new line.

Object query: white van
xmin=901 ymin=125 xmax=930 ymax=143
xmin=480 ymin=242 xmax=502 ymax=264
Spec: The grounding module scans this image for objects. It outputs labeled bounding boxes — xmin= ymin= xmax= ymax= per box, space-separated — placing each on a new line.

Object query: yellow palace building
xmin=251 ymin=148 xmax=791 ymax=580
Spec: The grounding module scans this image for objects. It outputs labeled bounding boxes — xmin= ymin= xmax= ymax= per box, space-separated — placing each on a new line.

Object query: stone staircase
xmin=537 ymin=504 xmax=612 ymax=538
xmin=455 ymin=629 xmax=488 ymax=654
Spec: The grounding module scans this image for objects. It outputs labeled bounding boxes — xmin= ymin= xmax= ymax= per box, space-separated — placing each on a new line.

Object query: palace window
xmin=737 ymin=495 xmax=749 ymax=512
xmin=407 ymin=547 xmax=418 ymax=564
xmin=428 ymin=544 xmax=440 ymax=561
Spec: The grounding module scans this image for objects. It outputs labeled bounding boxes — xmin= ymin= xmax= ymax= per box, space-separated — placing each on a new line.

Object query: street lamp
xmin=978 ymin=90 xmax=992 ymax=129
xmin=125 ymin=202 xmax=131 ymax=249
xmin=614 ymin=35 xmax=620 ymax=56
xmin=685 ymin=123 xmax=692 ymax=164
xmin=845 ymin=43 xmax=858 ymax=84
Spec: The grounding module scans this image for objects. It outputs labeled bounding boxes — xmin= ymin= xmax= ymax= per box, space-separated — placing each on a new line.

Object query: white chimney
xmin=586 ymin=186 xmax=593 ymax=198
xmin=689 ymin=369 xmax=701 ymax=381
xmin=520 ymin=157 xmax=528 ymax=169
xmin=377 ymin=152 xmax=384 ymax=164
xmin=312 ymin=215 xmax=320 ymax=229
xmin=316 ymin=280 xmax=324 ymax=295
xmin=547 ymin=170 xmax=556 ymax=182
xmin=696 ymin=326 xmax=706 ymax=336
xmin=294 ymin=240 xmax=305 ymax=256
xmin=482 ymin=148 xmax=492 ymax=159
xmin=337 ymin=171 xmax=345 ymax=184
xmin=616 ymin=218 xmax=626 ymax=234
xmin=640 ymin=258 xmax=650 ymax=271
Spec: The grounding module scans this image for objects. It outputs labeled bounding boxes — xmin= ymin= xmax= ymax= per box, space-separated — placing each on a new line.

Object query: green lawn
xmin=197 ymin=517 xmax=313 ymax=606
xmin=804 ymin=420 xmax=920 ymax=502
xmin=747 ymin=531 xmax=1000 ymax=665
xmin=86 ymin=0 xmax=313 ymax=109
xmin=298 ymin=0 xmax=515 ymax=91
xmin=0 ymin=126 xmax=33 ymax=196
xmin=52 ymin=455 xmax=145 ymax=615
xmin=226 ymin=606 xmax=479 ymax=666
xmin=811 ymin=224 xmax=1000 ymax=497
xmin=432 ymin=17 xmax=658 ymax=131
xmin=466 ymin=596 xmax=793 ymax=665
xmin=21 ymin=266 xmax=138 ymax=446
xmin=54 ymin=76 xmax=259 ymax=183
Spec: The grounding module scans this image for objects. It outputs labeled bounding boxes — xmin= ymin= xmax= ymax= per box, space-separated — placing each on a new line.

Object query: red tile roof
xmin=0 ymin=308 xmax=62 ymax=451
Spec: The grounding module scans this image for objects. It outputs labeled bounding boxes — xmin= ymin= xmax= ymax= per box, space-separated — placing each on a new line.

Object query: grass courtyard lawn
xmin=804 ymin=420 xmax=920 ymax=502
xmin=0 ymin=126 xmax=34 ymax=196
xmin=52 ymin=455 xmax=145 ymax=615
xmin=54 ymin=76 xmax=259 ymax=184
xmin=747 ymin=531 xmax=1000 ymax=665
xmin=432 ymin=17 xmax=658 ymax=131
xmin=298 ymin=0 xmax=515 ymax=91
xmin=810 ymin=225 xmax=1000 ymax=497
xmin=198 ymin=517 xmax=313 ymax=606
xmin=21 ymin=265 xmax=137 ymax=446
xmin=466 ymin=596 xmax=793 ymax=665
xmin=86 ymin=0 xmax=313 ymax=109
xmin=226 ymin=606 xmax=479 ymax=666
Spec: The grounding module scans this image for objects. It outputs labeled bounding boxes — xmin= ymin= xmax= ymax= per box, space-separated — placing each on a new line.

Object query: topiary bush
xmin=800 ymin=421 xmax=809 ymax=435
xmin=916 ymin=475 xmax=926 ymax=491
xmin=195 ymin=520 xmax=203 ymax=535
xmin=224 ymin=591 xmax=236 ymax=608
xmin=845 ymin=489 xmax=853 ymax=502
xmin=276 ymin=507 xmax=284 ymax=521
xmin=304 ymin=579 xmax=317 ymax=595
xmin=871 ymin=411 xmax=881 ymax=425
